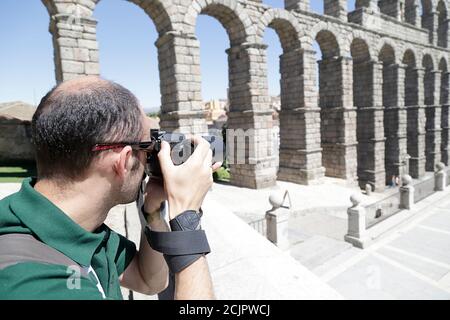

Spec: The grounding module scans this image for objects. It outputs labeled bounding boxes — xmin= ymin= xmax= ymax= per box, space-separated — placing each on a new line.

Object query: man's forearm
xmin=175 ymin=256 xmax=215 ymax=300
xmin=136 ymin=216 xmax=170 ymax=293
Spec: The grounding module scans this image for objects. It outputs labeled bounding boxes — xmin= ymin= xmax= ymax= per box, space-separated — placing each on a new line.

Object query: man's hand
xmin=158 ymin=135 xmax=222 ymax=219
xmin=143 ymin=177 xmax=166 ymax=221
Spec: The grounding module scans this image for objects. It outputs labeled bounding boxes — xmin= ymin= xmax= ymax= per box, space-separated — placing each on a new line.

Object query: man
xmin=0 ymin=76 xmax=220 ymax=299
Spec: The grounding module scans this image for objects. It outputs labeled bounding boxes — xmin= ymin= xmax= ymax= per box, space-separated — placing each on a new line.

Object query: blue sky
xmin=0 ymin=0 xmax=356 ymax=110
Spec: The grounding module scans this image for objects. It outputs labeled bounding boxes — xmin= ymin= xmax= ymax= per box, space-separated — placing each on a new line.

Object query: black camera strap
xmin=144 ymin=209 xmax=210 ymax=274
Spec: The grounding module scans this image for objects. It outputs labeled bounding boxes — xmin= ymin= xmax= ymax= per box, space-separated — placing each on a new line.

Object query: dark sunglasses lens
xmin=139 ymin=142 xmax=153 ymax=151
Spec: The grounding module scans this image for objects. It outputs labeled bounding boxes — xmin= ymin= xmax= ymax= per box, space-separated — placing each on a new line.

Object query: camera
xmin=146 ymin=129 xmax=224 ymax=177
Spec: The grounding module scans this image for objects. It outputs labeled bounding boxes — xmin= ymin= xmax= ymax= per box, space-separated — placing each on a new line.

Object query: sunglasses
xmin=91 ymin=141 xmax=156 ymax=153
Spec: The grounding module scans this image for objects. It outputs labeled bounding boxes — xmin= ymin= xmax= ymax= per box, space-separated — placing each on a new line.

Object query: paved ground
xmin=2 ymin=179 xmax=449 ymax=299
xmin=210 ymin=177 xmax=386 ymax=222
xmin=312 ymin=191 xmax=450 ymax=299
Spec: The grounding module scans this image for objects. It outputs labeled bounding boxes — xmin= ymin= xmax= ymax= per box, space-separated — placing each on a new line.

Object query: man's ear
xmin=113 ymin=146 xmax=133 ymax=178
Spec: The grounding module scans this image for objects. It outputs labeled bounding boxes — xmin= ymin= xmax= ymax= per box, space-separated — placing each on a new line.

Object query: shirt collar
xmin=10 ymin=177 xmax=109 ymax=267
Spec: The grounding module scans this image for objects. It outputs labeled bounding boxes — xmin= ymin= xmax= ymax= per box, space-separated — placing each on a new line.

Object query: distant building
xmin=204 ymin=99 xmax=227 ymax=124
xmin=0 ymin=101 xmax=36 ymax=164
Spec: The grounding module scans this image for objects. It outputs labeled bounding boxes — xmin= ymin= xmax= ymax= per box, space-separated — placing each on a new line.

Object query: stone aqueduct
xmin=39 ymin=0 xmax=449 ymax=190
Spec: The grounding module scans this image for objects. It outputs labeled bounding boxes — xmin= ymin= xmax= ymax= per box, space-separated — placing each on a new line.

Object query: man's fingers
xmin=189 ymin=135 xmax=210 ymax=163
xmin=157 ymin=140 xmax=174 ymax=176
xmin=212 ymin=162 xmax=223 ymax=172
xmin=201 ymin=149 xmax=213 ymax=172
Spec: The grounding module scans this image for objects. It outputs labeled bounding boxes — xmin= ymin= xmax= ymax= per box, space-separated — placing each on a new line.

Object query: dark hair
xmin=32 ymin=79 xmax=143 ymax=180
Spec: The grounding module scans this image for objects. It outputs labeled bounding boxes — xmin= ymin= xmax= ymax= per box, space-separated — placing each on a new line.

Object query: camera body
xmin=146 ymin=129 xmax=224 ymax=177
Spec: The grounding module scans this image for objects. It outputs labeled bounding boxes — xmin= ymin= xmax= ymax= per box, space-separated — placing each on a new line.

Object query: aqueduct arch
xmin=30 ymin=0 xmax=450 ymax=189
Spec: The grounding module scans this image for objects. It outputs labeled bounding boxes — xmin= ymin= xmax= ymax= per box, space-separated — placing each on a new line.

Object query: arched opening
xmin=405 ymin=0 xmax=419 ymax=25
xmin=378 ymin=44 xmax=398 ymax=184
xmin=423 ymin=54 xmax=437 ymax=171
xmin=348 ymin=0 xmax=357 ymax=12
xmin=95 ymin=0 xmax=160 ymax=116
xmin=421 ymin=0 xmax=434 ymax=44
xmin=439 ymin=58 xmax=449 ymax=165
xmin=188 ymin=1 xmax=276 ymax=188
xmin=0 ymin=0 xmax=54 ymax=105
xmin=437 ymin=0 xmax=448 ymax=48
xmin=0 ymin=0 xmax=53 ymax=169
xmin=262 ymin=0 xmax=284 ymax=8
xmin=196 ymin=15 xmax=228 ymax=130
xmin=403 ymin=50 xmax=419 ymax=177
xmin=351 ymin=39 xmax=380 ymax=189
xmin=315 ymin=30 xmax=342 ymax=178
xmin=263 ymin=27 xmax=282 ymax=171
xmin=404 ymin=50 xmax=419 ymax=107
xmin=195 ymin=4 xmax=249 ymax=186
xmin=311 ymin=1 xmax=325 ymax=14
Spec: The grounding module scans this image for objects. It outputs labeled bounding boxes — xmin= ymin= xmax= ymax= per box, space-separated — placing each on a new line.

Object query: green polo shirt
xmin=0 ymin=178 xmax=137 ymax=300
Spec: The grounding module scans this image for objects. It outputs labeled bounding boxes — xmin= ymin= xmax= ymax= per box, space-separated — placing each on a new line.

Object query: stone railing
xmin=248 ymin=190 xmax=291 ymax=251
xmin=345 ymin=163 xmax=448 ymax=249
xmin=363 ymin=192 xmax=402 ymax=228
xmin=248 ymin=217 xmax=267 ymax=237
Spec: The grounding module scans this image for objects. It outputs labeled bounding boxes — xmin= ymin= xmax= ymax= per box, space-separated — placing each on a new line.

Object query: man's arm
xmin=175 ymin=256 xmax=214 ymax=300
xmin=119 ymin=212 xmax=169 ymax=295
xmin=122 ymin=135 xmax=220 ymax=298
xmin=158 ymin=136 xmax=219 ymax=300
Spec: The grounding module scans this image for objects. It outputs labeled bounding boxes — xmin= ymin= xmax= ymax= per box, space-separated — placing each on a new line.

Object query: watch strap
xmin=144 ymin=209 xmax=210 ymax=274
xmin=144 ymin=227 xmax=210 ymax=256
xmin=169 ymin=209 xmax=202 ymax=231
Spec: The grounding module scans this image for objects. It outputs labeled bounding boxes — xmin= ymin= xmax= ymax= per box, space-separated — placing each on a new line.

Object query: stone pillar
xmin=49 ymin=13 xmax=100 ymax=82
xmin=438 ymin=15 xmax=449 ymax=48
xmin=355 ymin=0 xmax=379 ymax=11
xmin=266 ymin=191 xmax=291 ymax=250
xmin=441 ymin=72 xmax=450 ymax=165
xmin=431 ymin=11 xmax=439 ymax=46
xmin=226 ymin=43 xmax=277 ymax=189
xmin=408 ymin=68 xmax=427 ymax=178
xmin=324 ymin=0 xmax=348 ymax=20
xmin=435 ymin=162 xmax=447 ymax=191
xmin=385 ymin=64 xmax=408 ymax=180
xmin=278 ymin=49 xmax=325 ymax=184
xmin=156 ymin=32 xmax=207 ymax=134
xmin=266 ymin=208 xmax=290 ymax=250
xmin=442 ymin=103 xmax=450 ymax=165
xmin=344 ymin=194 xmax=366 ymax=248
xmin=378 ymin=0 xmax=402 ymax=20
xmin=447 ymin=18 xmax=450 ymax=49
xmin=285 ymin=0 xmax=310 ymax=11
xmin=425 ymin=70 xmax=442 ymax=171
xmin=400 ymin=174 xmax=414 ymax=209
xmin=356 ymin=61 xmax=386 ymax=191
xmin=319 ymin=56 xmax=357 ymax=182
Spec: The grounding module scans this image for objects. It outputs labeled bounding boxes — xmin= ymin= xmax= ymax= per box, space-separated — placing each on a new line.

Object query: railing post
xmin=400 ymin=174 xmax=415 ymax=209
xmin=344 ymin=194 xmax=366 ymax=248
xmin=265 ymin=191 xmax=291 ymax=250
xmin=365 ymin=184 xmax=373 ymax=196
xmin=435 ymin=162 xmax=447 ymax=191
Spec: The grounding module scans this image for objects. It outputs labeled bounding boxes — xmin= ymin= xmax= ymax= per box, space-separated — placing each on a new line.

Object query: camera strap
xmin=144 ymin=215 xmax=211 ymax=274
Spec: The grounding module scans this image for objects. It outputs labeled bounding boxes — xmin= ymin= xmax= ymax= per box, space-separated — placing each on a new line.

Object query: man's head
xmin=32 ymin=76 xmax=149 ymax=204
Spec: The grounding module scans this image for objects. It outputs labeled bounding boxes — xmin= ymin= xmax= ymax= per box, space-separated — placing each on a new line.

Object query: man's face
xmin=117 ymin=114 xmax=151 ymax=204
